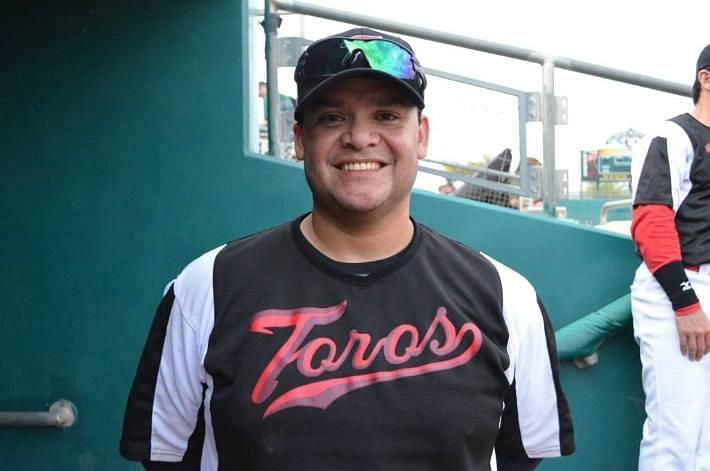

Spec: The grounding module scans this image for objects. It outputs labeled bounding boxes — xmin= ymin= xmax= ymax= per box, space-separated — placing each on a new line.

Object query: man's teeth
xmin=341 ymin=162 xmax=381 ymax=171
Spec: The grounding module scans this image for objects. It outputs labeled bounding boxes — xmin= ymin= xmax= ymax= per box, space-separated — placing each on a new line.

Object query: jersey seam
xmin=171 ymin=292 xmax=200 ymax=339
xmin=171 ymin=286 xmax=211 ymax=374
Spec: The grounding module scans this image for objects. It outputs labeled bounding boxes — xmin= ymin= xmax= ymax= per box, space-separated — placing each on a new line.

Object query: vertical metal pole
xmin=262 ymin=1 xmax=281 ymax=158
xmin=517 ymin=96 xmax=530 ymax=196
xmin=541 ymin=59 xmax=557 ymax=215
xmin=579 ymin=151 xmax=584 ymax=199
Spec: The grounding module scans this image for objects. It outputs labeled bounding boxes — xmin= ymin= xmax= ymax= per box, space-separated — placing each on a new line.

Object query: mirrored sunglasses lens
xmin=343 ymin=39 xmax=415 ymax=79
xmin=303 ymin=38 xmax=416 ymax=80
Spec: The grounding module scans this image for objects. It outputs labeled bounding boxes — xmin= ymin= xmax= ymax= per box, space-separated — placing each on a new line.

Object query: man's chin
xmin=334 ymin=195 xmax=410 ymax=218
xmin=336 ymin=200 xmax=382 ymax=215
xmin=314 ymin=196 xmax=383 ymax=218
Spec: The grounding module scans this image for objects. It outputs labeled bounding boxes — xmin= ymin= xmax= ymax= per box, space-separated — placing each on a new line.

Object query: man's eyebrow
xmin=309 ymin=98 xmax=342 ymax=111
xmin=372 ymin=97 xmax=413 ymax=107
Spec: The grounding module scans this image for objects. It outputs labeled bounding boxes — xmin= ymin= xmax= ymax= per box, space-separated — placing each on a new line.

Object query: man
xmin=630 ymin=43 xmax=710 ymax=470
xmin=120 ymin=27 xmax=574 ymax=470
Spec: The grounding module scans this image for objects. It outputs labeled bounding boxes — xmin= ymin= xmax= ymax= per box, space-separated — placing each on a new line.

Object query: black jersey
xmin=633 ymin=113 xmax=710 ymax=266
xmin=120 ymin=216 xmax=574 ymax=470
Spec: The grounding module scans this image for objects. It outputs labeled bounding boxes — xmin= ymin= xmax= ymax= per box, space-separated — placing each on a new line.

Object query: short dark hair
xmin=693 ymin=44 xmax=710 ymax=105
xmin=693 ymin=79 xmax=701 ymax=105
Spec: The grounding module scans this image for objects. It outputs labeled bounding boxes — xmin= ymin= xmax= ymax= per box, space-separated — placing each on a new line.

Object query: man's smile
xmin=338 ymin=161 xmax=385 ymax=171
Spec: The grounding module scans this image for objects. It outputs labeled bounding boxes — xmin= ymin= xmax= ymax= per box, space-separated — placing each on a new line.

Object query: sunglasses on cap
xmin=297 ymin=37 xmax=423 ymax=80
xmin=294 ymin=36 xmax=427 ymax=117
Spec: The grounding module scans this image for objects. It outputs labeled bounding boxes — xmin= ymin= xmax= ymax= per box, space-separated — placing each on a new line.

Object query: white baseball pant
xmin=631 ymin=263 xmax=710 ymax=471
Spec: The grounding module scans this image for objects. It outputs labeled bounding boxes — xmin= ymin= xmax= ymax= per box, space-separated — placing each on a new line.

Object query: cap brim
xmin=295 ymin=68 xmax=425 ymax=120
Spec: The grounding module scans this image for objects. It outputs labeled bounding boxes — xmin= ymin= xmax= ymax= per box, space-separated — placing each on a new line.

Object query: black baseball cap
xmin=697 ymin=44 xmax=710 ymax=73
xmin=293 ymin=27 xmax=427 ymax=121
xmin=695 ymin=43 xmax=710 ymax=88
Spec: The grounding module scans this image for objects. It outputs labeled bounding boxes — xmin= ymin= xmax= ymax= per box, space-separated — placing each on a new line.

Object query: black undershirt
xmin=321 ymin=251 xmax=404 ymax=278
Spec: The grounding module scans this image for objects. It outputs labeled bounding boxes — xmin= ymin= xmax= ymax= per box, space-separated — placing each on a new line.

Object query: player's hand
xmin=675 ymin=308 xmax=710 ymax=361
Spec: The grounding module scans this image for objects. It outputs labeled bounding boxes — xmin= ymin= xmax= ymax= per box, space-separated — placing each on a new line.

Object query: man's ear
xmin=417 ymin=115 xmax=430 ymax=160
xmin=700 ymin=69 xmax=710 ymax=90
xmin=294 ymin=122 xmax=305 ymax=161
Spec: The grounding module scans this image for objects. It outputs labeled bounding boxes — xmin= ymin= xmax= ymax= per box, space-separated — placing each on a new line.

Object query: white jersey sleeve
xmin=485 ymin=255 xmax=574 ymax=460
xmin=120 ymin=246 xmax=221 ymax=465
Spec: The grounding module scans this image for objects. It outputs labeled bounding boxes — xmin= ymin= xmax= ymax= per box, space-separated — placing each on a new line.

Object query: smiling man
xmin=294 ymin=75 xmax=427 ymax=262
xmin=120 ymin=27 xmax=574 ymax=470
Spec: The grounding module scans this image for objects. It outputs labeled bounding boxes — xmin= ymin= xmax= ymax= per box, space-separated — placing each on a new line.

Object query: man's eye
xmin=317 ymin=113 xmax=344 ymax=124
xmin=377 ymin=112 xmax=399 ymax=121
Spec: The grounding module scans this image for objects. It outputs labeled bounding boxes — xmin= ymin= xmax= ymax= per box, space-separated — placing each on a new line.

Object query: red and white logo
xmin=705 ymin=142 xmax=710 ymax=154
xmin=250 ymin=301 xmax=483 ymax=417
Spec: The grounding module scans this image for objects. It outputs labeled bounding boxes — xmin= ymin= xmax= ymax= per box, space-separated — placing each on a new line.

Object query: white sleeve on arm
xmin=120 ymin=246 xmax=221 ymax=464
xmin=149 ymin=291 xmax=208 ymax=461
xmin=631 ymin=120 xmax=693 ymax=210
xmin=485 ymin=257 xmax=574 ymax=460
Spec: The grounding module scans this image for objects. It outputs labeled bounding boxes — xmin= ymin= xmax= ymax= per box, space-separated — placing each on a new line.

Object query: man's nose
xmin=340 ymin=118 xmax=380 ymax=149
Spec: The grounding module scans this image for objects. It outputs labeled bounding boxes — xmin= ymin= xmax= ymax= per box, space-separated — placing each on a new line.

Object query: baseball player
xmin=120 ymin=27 xmax=574 ymax=470
xmin=630 ymin=43 xmax=710 ymax=470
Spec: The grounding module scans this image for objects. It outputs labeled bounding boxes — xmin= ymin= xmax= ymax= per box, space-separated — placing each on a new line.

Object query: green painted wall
xmin=1 ymin=2 xmax=642 ymax=469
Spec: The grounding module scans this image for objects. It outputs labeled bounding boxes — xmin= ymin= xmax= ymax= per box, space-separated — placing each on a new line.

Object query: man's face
xmin=294 ymin=77 xmax=429 ymax=220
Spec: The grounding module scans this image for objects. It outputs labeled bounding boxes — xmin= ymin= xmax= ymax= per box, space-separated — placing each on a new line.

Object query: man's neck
xmin=300 ymin=209 xmax=414 ymax=263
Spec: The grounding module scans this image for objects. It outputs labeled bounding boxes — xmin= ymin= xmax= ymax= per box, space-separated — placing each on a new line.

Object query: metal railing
xmin=0 ymin=399 xmax=77 ymax=428
xmin=599 ymin=198 xmax=633 ymax=225
xmin=270 ymin=1 xmax=690 ymax=95
xmin=420 ymin=67 xmax=535 ymax=196
xmin=268 ymin=0 xmax=691 ymax=214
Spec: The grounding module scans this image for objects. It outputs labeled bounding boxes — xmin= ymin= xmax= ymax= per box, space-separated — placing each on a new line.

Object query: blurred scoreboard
xmin=581 ymin=149 xmax=632 ymax=183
